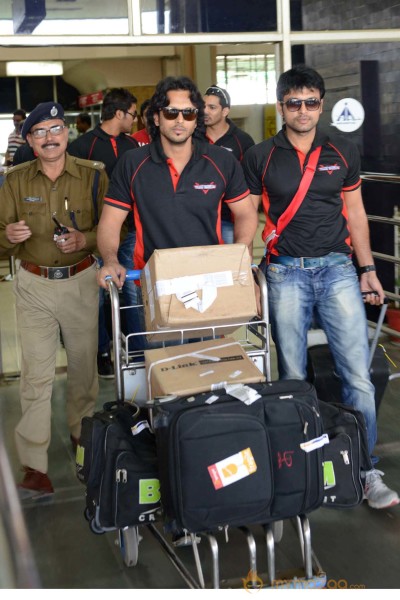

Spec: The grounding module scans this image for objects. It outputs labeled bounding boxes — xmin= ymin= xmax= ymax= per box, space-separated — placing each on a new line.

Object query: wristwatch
xmin=359 ymin=265 xmax=376 ymax=274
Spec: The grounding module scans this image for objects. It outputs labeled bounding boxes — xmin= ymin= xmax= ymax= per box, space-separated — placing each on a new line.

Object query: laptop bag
xmin=319 ymin=400 xmax=372 ymax=509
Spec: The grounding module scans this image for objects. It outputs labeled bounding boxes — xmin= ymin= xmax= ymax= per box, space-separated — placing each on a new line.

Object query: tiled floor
xmin=1 ymin=256 xmax=400 ymax=591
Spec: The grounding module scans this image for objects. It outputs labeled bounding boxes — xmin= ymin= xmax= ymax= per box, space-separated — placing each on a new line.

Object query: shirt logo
xmin=193 ymin=182 xmax=217 ymax=194
xmin=318 ymin=163 xmax=341 ymax=175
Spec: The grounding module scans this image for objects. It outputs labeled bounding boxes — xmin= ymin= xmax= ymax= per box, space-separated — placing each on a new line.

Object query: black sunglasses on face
xmin=281 ymin=98 xmax=321 ymax=112
xmin=161 ymin=107 xmax=198 ymax=121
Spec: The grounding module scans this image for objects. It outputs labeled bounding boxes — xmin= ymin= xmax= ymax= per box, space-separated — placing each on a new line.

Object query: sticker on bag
xmin=300 ymin=433 xmax=329 ymax=453
xmin=208 ymin=447 xmax=257 ymax=490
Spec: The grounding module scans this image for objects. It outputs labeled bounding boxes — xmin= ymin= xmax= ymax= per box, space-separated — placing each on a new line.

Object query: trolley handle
xmin=126 ymin=269 xmax=141 ymax=281
xmin=105 ymin=269 xmax=140 ymax=405
xmin=105 ymin=269 xmax=141 ymax=282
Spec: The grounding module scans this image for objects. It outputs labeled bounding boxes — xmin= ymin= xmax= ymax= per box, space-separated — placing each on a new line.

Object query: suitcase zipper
xmin=340 ymin=450 xmax=350 ymax=465
xmin=116 ymin=468 xmax=128 ymax=483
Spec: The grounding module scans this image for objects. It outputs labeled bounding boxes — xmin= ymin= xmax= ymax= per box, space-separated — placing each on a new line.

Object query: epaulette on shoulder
xmin=5 ymin=161 xmax=32 ymax=175
xmin=73 ymin=157 xmax=106 ymax=171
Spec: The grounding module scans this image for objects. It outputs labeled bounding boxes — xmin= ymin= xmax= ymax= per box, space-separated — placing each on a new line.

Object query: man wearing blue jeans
xmin=243 ymin=64 xmax=399 ymax=510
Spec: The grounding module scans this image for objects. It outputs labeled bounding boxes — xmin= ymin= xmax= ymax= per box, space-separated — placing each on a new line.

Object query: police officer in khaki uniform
xmin=0 ymin=102 xmax=108 ymax=499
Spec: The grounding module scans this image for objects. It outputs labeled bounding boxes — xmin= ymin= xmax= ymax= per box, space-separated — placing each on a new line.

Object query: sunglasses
xmin=125 ymin=110 xmax=137 ymax=119
xmin=161 ymin=107 xmax=198 ymax=121
xmin=30 ymin=125 xmax=67 ymax=138
xmin=281 ymin=98 xmax=321 ymax=112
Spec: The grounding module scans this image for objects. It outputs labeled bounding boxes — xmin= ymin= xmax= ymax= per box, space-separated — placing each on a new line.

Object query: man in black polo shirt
xmin=69 ymin=88 xmax=139 ymax=378
xmin=97 ymin=75 xmax=257 ymax=279
xmin=203 ymin=85 xmax=255 ymax=244
xmin=243 ymin=64 xmax=399 ymax=511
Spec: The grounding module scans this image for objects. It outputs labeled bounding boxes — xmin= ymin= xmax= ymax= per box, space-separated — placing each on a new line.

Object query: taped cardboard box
xmin=145 ymin=337 xmax=265 ymax=399
xmin=141 ymin=244 xmax=257 ymax=340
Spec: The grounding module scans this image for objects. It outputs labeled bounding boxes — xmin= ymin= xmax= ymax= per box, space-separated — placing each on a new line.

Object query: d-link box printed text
xmin=145 ymin=337 xmax=265 ymax=398
xmin=140 ymin=244 xmax=257 ymax=340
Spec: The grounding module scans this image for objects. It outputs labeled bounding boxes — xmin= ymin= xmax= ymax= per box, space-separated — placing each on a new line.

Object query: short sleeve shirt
xmin=105 ymin=137 xmax=249 ymax=269
xmin=242 ymin=127 xmax=361 ymax=257
xmin=0 ymin=154 xmax=108 ymax=265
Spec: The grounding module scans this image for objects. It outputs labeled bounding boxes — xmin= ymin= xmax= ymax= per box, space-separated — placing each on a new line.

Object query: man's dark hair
xmin=139 ymin=99 xmax=151 ymax=117
xmin=13 ymin=108 xmax=26 ymax=119
xmin=77 ymin=112 xmax=91 ymax=126
xmin=101 ymin=88 xmax=138 ymax=121
xmin=276 ymin=65 xmax=325 ymax=102
xmin=147 ymin=76 xmax=205 ymax=140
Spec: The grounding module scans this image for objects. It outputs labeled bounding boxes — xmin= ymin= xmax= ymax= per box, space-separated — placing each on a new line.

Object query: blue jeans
xmin=221 ymin=220 xmax=234 ymax=244
xmin=262 ymin=258 xmax=377 ymax=461
xmin=98 ymin=231 xmax=141 ymax=354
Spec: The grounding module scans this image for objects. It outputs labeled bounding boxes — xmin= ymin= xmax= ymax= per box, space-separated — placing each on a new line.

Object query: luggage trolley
xmin=105 ymin=267 xmax=326 ymax=589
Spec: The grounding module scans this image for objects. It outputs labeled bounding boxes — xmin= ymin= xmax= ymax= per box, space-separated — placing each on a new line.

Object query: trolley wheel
xmin=89 ymin=518 xmax=105 ymax=535
xmin=119 ymin=526 xmax=139 ymax=567
xmin=83 ymin=507 xmax=92 ymax=522
xmin=272 ymin=520 xmax=283 ymax=544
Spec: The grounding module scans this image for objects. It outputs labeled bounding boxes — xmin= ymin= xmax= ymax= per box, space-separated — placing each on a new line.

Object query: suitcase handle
xmin=361 ymin=292 xmax=389 ymax=303
xmin=102 ymin=401 xmax=140 ymax=418
xmin=367 ymin=298 xmax=389 ymax=370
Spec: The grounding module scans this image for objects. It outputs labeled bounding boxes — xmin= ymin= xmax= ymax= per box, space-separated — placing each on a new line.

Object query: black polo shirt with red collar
xmin=206 ymin=120 xmax=255 ymax=224
xmin=242 ymin=127 xmax=361 ymax=257
xmin=206 ymin=119 xmax=255 ymax=162
xmin=105 ymin=137 xmax=250 ymax=269
xmin=68 ymin=124 xmax=139 ymax=178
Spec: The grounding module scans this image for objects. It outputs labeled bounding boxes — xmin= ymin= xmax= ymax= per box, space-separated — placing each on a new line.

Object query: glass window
xmin=140 ymin=0 xmax=277 ymax=34
xmin=216 ymin=54 xmax=276 ymax=105
xmin=0 ymin=0 xmax=129 ymax=35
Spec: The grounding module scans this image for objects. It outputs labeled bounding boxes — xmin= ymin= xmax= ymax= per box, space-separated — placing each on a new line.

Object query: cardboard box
xmin=145 ymin=337 xmax=265 ymax=399
xmin=141 ymin=244 xmax=257 ymax=340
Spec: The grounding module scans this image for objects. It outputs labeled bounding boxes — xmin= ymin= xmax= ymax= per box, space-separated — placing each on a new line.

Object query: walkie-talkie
xmin=52 ymin=216 xmax=69 ymax=236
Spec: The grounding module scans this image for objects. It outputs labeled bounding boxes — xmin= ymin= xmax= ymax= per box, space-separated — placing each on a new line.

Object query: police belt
xmin=20 ymin=255 xmax=96 ymax=279
xmin=269 ymin=253 xmax=350 ymax=269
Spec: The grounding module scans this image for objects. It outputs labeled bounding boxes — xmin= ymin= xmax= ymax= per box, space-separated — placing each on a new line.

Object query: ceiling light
xmin=6 ymin=61 xmax=64 ymax=76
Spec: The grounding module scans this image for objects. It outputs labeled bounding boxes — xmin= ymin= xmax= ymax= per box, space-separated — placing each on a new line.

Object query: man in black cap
xmin=203 ymin=85 xmax=255 ymax=243
xmin=0 ymin=101 xmax=108 ymax=499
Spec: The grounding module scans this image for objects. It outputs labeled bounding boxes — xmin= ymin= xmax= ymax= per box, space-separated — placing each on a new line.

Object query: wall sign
xmin=331 ymin=98 xmax=364 ymax=133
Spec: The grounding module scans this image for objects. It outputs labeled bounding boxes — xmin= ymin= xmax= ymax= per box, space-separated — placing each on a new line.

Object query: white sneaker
xmin=364 ymin=469 xmax=400 ymax=510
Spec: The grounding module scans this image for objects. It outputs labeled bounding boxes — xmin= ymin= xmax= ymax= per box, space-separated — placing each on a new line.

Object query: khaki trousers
xmin=13 ymin=263 xmax=99 ymax=473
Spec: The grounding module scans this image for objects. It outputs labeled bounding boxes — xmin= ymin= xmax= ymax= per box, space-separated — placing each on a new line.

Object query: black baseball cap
xmin=22 ymin=102 xmax=65 ymax=139
xmin=204 ymin=85 xmax=231 ymax=108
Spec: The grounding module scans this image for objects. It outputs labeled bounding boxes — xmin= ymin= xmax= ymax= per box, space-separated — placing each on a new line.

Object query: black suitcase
xmin=76 ymin=402 xmax=161 ymax=532
xmin=319 ymin=400 xmax=372 ymax=509
xmin=307 ymin=344 xmax=389 ymax=413
xmin=153 ymin=379 xmax=325 ymax=535
xmin=307 ymin=301 xmax=390 ymax=413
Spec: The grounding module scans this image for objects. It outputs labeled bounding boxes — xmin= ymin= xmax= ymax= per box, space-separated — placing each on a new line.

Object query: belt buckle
xmin=48 ymin=266 xmax=69 ymax=280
